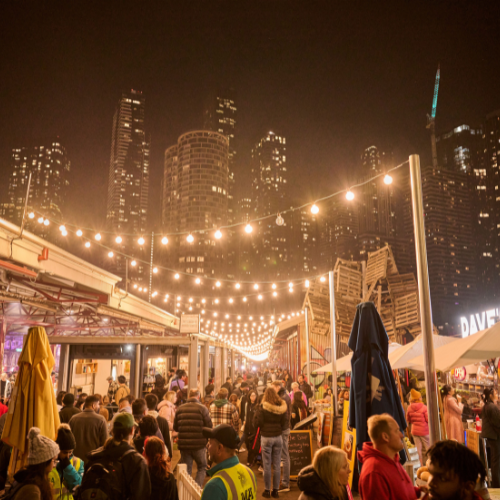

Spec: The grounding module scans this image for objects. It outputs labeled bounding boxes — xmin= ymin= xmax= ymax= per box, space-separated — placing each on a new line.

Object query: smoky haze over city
xmin=1 ymin=1 xmax=500 ymax=331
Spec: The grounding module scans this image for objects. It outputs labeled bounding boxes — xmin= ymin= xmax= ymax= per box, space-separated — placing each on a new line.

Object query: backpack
xmin=75 ymin=448 xmax=135 ymax=500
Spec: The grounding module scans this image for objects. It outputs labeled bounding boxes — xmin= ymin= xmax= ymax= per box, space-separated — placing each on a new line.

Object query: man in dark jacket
xmin=173 ymin=388 xmax=213 ymax=488
xmin=85 ymin=412 xmax=151 ymax=500
xmin=239 ymin=382 xmax=250 ymax=421
xmin=202 ymin=384 xmax=215 ymax=409
xmin=298 ymin=375 xmax=314 ymax=402
xmin=273 ymin=380 xmax=292 ymax=492
xmin=59 ymin=393 xmax=81 ymax=424
xmin=221 ymin=377 xmax=233 ymax=394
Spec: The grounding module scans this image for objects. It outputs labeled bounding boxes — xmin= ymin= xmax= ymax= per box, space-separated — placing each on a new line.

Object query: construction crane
xmin=426 ymin=65 xmax=440 ymax=168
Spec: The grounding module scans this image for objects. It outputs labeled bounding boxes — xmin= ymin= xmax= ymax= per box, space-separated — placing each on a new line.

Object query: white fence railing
xmin=177 ymin=463 xmax=202 ymax=500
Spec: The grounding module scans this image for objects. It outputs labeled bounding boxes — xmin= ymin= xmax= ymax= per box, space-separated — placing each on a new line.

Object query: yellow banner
xmin=341 ymin=400 xmax=356 ymax=488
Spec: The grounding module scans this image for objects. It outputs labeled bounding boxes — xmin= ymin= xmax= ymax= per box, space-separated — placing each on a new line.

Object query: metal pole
xmin=329 ymin=270 xmax=338 ymax=416
xmin=304 ymin=306 xmax=311 ymax=387
xmin=134 ymin=344 xmax=141 ymax=397
xmin=19 ymin=172 xmax=32 ymax=238
xmin=409 ymin=154 xmax=440 ymax=444
xmin=125 ymin=257 xmax=129 ymax=292
xmin=149 ymin=231 xmax=154 ymax=303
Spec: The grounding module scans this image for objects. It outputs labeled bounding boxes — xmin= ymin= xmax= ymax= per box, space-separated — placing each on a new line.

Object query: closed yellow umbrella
xmin=2 ymin=326 xmax=60 ymax=474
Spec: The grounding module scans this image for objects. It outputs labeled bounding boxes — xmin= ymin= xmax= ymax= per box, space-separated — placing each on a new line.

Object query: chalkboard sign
xmin=289 ymin=430 xmax=313 ymax=479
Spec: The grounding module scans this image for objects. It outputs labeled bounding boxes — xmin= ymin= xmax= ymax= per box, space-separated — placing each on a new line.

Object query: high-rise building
xmin=106 ymin=89 xmax=150 ymax=235
xmin=237 ymin=197 xmax=252 ymax=224
xmin=251 ymin=132 xmax=289 ymax=279
xmin=436 ymin=124 xmax=493 ymax=300
xmin=484 ymin=110 xmax=500 ymax=300
xmin=289 ymin=206 xmax=319 ymax=277
xmin=1 ymin=139 xmax=70 ymax=234
xmin=162 ymin=130 xmax=230 ymax=280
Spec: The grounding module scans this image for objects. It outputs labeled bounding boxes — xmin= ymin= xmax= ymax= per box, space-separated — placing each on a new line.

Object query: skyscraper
xmin=106 ymin=89 xmax=150 ymax=235
xmin=436 ymin=123 xmax=493 ymax=300
xmin=1 ymin=139 xmax=70 ymax=233
xmin=251 ymin=132 xmax=289 ymax=279
xmin=162 ymin=130 xmax=230 ymax=280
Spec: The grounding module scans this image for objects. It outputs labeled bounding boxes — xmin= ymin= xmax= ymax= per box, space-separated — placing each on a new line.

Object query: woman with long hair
xmin=291 ymin=391 xmax=310 ymax=429
xmin=298 ymin=446 xmax=350 ymax=500
xmin=158 ymin=391 xmax=177 ymax=431
xmin=481 ymin=388 xmax=500 ymax=487
xmin=243 ymin=389 xmax=259 ymax=466
xmin=441 ymin=384 xmax=464 ymax=443
xmin=143 ymin=436 xmax=178 ymax=500
xmin=175 ymin=388 xmax=188 ymax=408
xmin=12 ymin=427 xmax=59 ymax=500
xmin=254 ymin=387 xmax=288 ymax=497
xmin=75 ymin=393 xmax=87 ymax=411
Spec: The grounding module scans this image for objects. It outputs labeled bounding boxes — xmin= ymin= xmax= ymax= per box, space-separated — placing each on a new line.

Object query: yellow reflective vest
xmin=212 ymin=462 xmax=256 ymax=500
xmin=48 ymin=457 xmax=81 ymax=500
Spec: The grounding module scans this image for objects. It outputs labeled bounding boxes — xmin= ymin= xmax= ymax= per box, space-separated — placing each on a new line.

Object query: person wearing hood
xmin=253 ymin=387 xmax=288 ymax=498
xmin=358 ymin=414 xmax=424 ymax=500
xmin=158 ymin=391 xmax=177 ymax=431
xmin=406 ymin=389 xmax=429 ymax=467
xmin=10 ymin=427 xmax=60 ymax=500
xmin=209 ymin=388 xmax=240 ymax=432
xmin=298 ymin=446 xmax=350 ymax=500
xmin=242 ymin=389 xmax=259 ymax=466
xmin=48 ymin=424 xmax=84 ymax=500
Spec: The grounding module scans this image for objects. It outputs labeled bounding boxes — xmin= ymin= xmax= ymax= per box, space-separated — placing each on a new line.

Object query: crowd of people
xmin=0 ymin=367 xmax=494 ymax=500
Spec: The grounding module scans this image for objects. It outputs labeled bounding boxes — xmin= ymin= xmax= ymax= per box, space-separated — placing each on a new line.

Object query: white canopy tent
xmin=407 ymin=322 xmax=500 ymax=372
xmin=314 ymin=343 xmax=402 ymax=373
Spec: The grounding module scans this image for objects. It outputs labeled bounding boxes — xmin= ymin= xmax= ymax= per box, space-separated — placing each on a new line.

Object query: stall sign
xmin=453 ymin=367 xmax=467 ymax=381
xmin=460 ymin=308 xmax=499 ymax=337
xmin=180 ymin=314 xmax=200 ymax=334
xmin=341 ymin=400 xmax=356 ymax=489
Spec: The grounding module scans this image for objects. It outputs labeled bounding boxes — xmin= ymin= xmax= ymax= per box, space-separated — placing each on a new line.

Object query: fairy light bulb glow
xmin=76 ymin=229 xmax=83 ymax=237
xmin=174 ymin=273 xmax=180 ymax=279
xmin=131 ymin=260 xmax=137 ymax=267
xmin=161 ymin=236 xmax=168 ymax=245
xmin=320 ymin=276 xmax=326 ymax=282
xmin=108 ymin=251 xmax=114 ymax=258
xmin=38 ymin=217 xmax=44 ymax=224
xmin=95 ymin=233 xmax=101 ymax=241
xmin=195 ymin=278 xmax=201 ymax=284
xmin=305 ymin=279 xmax=310 ymax=288
xmin=59 ymin=225 xmax=66 ymax=232
xmin=138 ymin=237 xmax=145 ymax=245
xmin=216 ymin=281 xmax=221 ymax=287
xmin=153 ymin=267 xmax=158 ymax=274
xmin=43 ymin=219 xmax=50 ymax=226
xmin=186 ymin=234 xmax=194 ymax=243
xmin=235 ymin=283 xmax=241 ymax=289
xmin=384 ymin=174 xmax=393 ymax=185
xmin=214 ymin=229 xmax=222 ymax=239
xmin=28 ymin=212 xmax=35 ymax=219
xmin=85 ymin=241 xmax=91 ymax=248
xmin=346 ymin=190 xmax=354 ymax=201
xmin=245 ymin=224 xmax=253 ymax=234
xmin=253 ymin=284 xmax=259 ymax=290
xmin=311 ymin=204 xmax=319 ymax=214
xmin=115 ymin=236 xmax=122 ymax=244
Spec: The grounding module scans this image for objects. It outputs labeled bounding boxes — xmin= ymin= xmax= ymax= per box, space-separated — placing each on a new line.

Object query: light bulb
xmin=76 ymin=229 xmax=83 ymax=237
xmin=115 ymin=236 xmax=122 ymax=244
xmin=346 ymin=190 xmax=354 ymax=201
xmin=320 ymin=276 xmax=326 ymax=282
xmin=215 ymin=229 xmax=222 ymax=239
xmin=243 ymin=297 xmax=247 ymax=302
xmin=258 ymin=295 xmax=263 ymax=300
xmin=95 ymin=233 xmax=101 ymax=241
xmin=216 ymin=281 xmax=221 ymax=287
xmin=38 ymin=217 xmax=44 ymax=224
xmin=174 ymin=273 xmax=180 ymax=279
xmin=59 ymin=225 xmax=66 ymax=232
xmin=305 ymin=279 xmax=310 ymax=288
xmin=85 ymin=241 xmax=91 ymax=248
xmin=311 ymin=204 xmax=319 ymax=214
xmin=272 ymin=283 xmax=277 ymax=289
xmin=253 ymin=284 xmax=259 ymax=290
xmin=229 ymin=298 xmax=234 ymax=303
xmin=273 ymin=291 xmax=277 ymax=297
xmin=161 ymin=236 xmax=168 ymax=245
xmin=245 ymin=224 xmax=253 ymax=234
xmin=43 ymin=219 xmax=50 ymax=226
xmin=108 ymin=251 xmax=114 ymax=258
xmin=186 ymin=234 xmax=194 ymax=243
xmin=61 ymin=230 xmax=67 ymax=237
xmin=384 ymin=174 xmax=393 ymax=185
xmin=235 ymin=283 xmax=241 ymax=289
xmin=195 ymin=278 xmax=201 ymax=284
xmin=153 ymin=267 xmax=158 ymax=274
xmin=138 ymin=237 xmax=145 ymax=245
xmin=289 ymin=282 xmax=294 ymax=288
xmin=28 ymin=212 xmax=35 ymax=219
xmin=131 ymin=260 xmax=137 ymax=267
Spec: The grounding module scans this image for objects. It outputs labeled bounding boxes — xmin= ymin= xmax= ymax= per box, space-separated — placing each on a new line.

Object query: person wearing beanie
xmin=11 ymin=427 xmax=59 ymax=500
xmin=406 ymin=388 xmax=429 ymax=466
xmin=85 ymin=412 xmax=151 ymax=500
xmin=48 ymin=424 xmax=84 ymax=500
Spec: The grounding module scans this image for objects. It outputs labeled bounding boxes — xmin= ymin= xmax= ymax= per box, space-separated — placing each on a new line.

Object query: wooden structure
xmin=303 ymin=245 xmax=423 ymax=345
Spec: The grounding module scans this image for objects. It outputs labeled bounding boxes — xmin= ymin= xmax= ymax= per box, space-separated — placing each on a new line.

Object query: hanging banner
xmin=341 ymin=400 xmax=356 ymax=488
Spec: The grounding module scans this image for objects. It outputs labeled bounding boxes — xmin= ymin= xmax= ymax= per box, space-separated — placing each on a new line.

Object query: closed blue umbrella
xmin=348 ymin=302 xmax=407 ymax=460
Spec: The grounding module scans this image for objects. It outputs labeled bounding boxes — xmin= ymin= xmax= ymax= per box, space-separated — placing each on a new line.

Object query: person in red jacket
xmin=407 ymin=389 xmax=430 ymax=466
xmin=358 ymin=413 xmax=426 ymax=500
xmin=423 ymin=440 xmax=487 ymax=500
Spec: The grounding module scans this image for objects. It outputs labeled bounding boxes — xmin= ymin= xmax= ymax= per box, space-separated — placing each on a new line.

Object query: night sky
xmin=1 ymin=1 xmax=499 ymax=230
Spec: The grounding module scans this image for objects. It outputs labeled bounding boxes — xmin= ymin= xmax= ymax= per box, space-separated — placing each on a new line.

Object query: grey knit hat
xmin=27 ymin=427 xmax=60 ymax=465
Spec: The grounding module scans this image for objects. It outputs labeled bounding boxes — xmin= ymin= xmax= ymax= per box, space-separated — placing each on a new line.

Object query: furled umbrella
xmin=348 ymin=302 xmax=407 ymax=459
xmin=2 ymin=326 xmax=60 ymax=475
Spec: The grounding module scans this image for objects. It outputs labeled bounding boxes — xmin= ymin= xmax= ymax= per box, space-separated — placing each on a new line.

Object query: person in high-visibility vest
xmin=48 ymin=424 xmax=84 ymax=500
xmin=202 ymin=424 xmax=257 ymax=500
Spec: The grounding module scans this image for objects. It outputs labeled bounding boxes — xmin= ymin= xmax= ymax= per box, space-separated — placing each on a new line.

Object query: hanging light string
xmin=31 ymin=159 xmax=406 ymax=239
